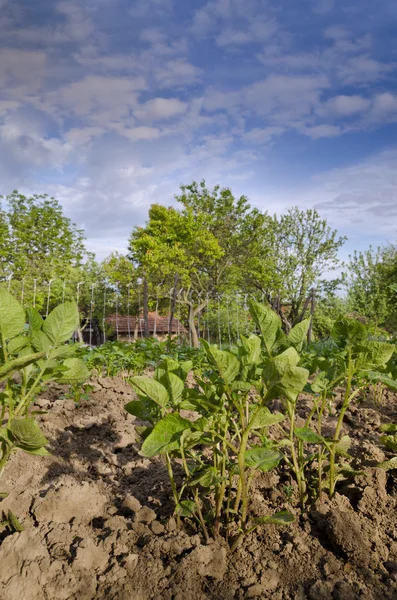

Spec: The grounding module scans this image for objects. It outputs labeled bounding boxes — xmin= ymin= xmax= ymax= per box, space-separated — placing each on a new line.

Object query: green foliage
xmin=124 ymin=299 xmax=397 ymax=549
xmin=346 ymin=244 xmax=397 ymax=332
xmin=125 ymin=301 xmax=315 ymax=550
xmin=0 ymin=290 xmax=90 ymax=495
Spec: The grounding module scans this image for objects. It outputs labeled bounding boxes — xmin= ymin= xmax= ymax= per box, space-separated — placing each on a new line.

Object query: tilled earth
xmin=0 ymin=377 xmax=397 ymax=600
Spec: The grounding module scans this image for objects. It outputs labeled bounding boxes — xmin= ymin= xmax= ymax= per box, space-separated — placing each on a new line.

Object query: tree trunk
xmin=143 ymin=277 xmax=149 ymax=337
xmin=307 ymin=289 xmax=316 ymax=343
xmin=168 ymin=274 xmax=178 ymax=350
xmin=189 ymin=303 xmax=199 ymax=348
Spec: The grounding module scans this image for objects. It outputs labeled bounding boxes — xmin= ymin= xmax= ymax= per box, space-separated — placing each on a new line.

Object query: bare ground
xmin=0 ymin=377 xmax=397 ymax=600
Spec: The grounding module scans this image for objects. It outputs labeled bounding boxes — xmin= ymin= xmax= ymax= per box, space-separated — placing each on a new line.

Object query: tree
xmin=346 ymin=245 xmax=397 ymax=331
xmin=0 ymin=191 xmax=89 ymax=287
xmin=176 ymin=180 xmax=271 ymax=291
xmin=129 ymin=203 xmax=223 ymax=346
xmin=261 ymin=208 xmax=345 ymax=332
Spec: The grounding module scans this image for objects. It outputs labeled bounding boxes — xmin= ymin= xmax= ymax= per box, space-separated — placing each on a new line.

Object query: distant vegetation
xmin=1 ymin=182 xmax=396 ymax=343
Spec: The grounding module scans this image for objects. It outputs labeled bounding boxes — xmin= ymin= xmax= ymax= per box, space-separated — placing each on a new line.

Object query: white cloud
xmin=322 ymin=94 xmax=371 ymax=116
xmin=134 ymin=97 xmax=187 ymax=121
xmin=372 ymin=92 xmax=397 ymax=114
xmin=0 ymin=49 xmax=47 ymax=95
xmin=300 ymin=124 xmax=343 ymax=138
xmin=37 ymin=75 xmax=146 ymax=123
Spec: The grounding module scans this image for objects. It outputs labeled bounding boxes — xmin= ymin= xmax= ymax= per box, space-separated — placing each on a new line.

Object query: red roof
xmin=106 ymin=312 xmax=186 ymax=334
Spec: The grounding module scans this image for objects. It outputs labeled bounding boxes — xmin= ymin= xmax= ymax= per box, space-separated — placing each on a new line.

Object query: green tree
xmin=346 ymin=245 xmax=397 ymax=331
xmin=2 ymin=191 xmax=87 ymax=281
xmin=267 ymin=208 xmax=345 ymax=331
xmin=129 ymin=203 xmax=223 ymax=346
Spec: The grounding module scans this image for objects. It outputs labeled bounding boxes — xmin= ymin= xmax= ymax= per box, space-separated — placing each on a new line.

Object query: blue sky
xmin=1 ymin=0 xmax=397 ymax=261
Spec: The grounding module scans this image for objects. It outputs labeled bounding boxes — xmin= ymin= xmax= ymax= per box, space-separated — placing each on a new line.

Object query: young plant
xmin=0 ymin=289 xmax=90 ymax=491
xmin=300 ymin=317 xmax=396 ymax=498
xmin=125 ymin=303 xmax=306 ymax=550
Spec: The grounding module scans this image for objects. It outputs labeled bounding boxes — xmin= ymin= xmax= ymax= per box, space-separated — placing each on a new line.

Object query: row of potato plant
xmin=125 ymin=300 xmax=397 ymax=550
xmin=0 ymin=289 xmax=90 ymax=523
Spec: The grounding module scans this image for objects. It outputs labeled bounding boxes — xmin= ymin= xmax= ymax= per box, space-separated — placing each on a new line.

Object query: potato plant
xmin=125 ymin=301 xmax=315 ymax=550
xmin=125 ymin=300 xmax=397 ymax=547
xmin=298 ymin=317 xmax=397 ymax=500
xmin=0 ymin=289 xmax=90 ymax=490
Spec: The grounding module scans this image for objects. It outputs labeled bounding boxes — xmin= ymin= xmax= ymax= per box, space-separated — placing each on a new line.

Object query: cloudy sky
xmin=1 ymin=0 xmax=397 ymax=260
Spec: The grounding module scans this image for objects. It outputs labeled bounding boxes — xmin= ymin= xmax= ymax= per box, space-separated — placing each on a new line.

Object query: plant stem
xmin=287 ymin=401 xmax=306 ymax=508
xmin=165 ymin=453 xmax=181 ymax=528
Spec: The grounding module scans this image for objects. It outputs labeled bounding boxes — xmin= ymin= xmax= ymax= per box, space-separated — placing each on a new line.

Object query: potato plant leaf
xmin=288 ymin=319 xmax=310 ymax=349
xmin=250 ymin=407 xmax=285 ymax=429
xmin=175 ymin=500 xmax=197 ymax=517
xmin=9 ymin=418 xmax=48 ymax=449
xmin=249 ymin=300 xmax=280 ymax=354
xmin=203 ymin=344 xmax=240 ymax=385
xmin=244 ymin=447 xmax=282 ymax=472
xmin=0 ymin=289 xmax=25 ymax=341
xmin=378 ymin=457 xmax=397 ymax=471
xmin=58 ymin=358 xmax=90 ymax=384
xmin=129 ymin=376 xmax=169 ymax=408
xmin=7 ymin=335 xmax=29 ymax=354
xmin=43 ymin=302 xmax=79 ymax=344
xmin=140 ymin=413 xmax=191 ymax=457
xmin=294 ymin=427 xmax=324 ymax=444
xmin=26 ymin=307 xmax=43 ymax=332
xmin=256 ymin=511 xmax=295 ymax=525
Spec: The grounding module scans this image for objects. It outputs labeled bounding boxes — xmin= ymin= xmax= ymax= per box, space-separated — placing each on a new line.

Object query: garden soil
xmin=0 ymin=377 xmax=397 ymax=600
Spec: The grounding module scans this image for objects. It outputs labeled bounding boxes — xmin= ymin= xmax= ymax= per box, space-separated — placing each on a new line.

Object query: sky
xmin=1 ymin=0 xmax=397 ymax=261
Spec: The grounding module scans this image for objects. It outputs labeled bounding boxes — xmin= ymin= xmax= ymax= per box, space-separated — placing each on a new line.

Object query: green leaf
xmin=7 ymin=335 xmax=29 ymax=354
xmin=0 ymin=427 xmax=13 ymax=445
xmin=135 ymin=425 xmax=153 ymax=440
xmin=311 ymin=372 xmax=329 ymax=393
xmin=358 ymin=341 xmax=395 ymax=370
xmin=175 ymin=500 xmax=197 ymax=517
xmin=249 ymin=301 xmax=280 ymax=354
xmin=140 ymin=413 xmax=191 ymax=457
xmin=189 ymin=466 xmax=221 ymax=487
xmin=43 ymin=302 xmax=79 ymax=344
xmin=275 ymin=347 xmax=301 ymax=368
xmin=26 ymin=307 xmax=43 ymax=332
xmin=0 ymin=289 xmax=25 ymax=340
xmin=364 ymin=372 xmax=397 ymax=392
xmin=31 ymin=330 xmax=52 ymax=352
xmin=380 ymin=435 xmax=397 ymax=452
xmin=250 ymin=407 xmax=285 ymax=429
xmin=179 ymin=360 xmax=193 ymax=379
xmin=203 ymin=343 xmax=240 ymax=385
xmin=244 ymin=447 xmax=282 ymax=471
xmin=231 ymin=380 xmax=252 ymax=393
xmin=129 ymin=376 xmax=169 ymax=408
xmin=164 ymin=372 xmax=184 ymax=405
xmin=294 ymin=427 xmax=324 ymax=444
xmin=335 ymin=435 xmax=352 ymax=457
xmin=331 ymin=318 xmax=367 ymax=347
xmin=257 ymin=511 xmax=295 ymax=526
xmin=288 ymin=319 xmax=310 ymax=348
xmin=7 ymin=511 xmax=24 ymax=532
xmin=242 ymin=335 xmax=262 ymax=364
xmin=9 ymin=418 xmax=48 ymax=450
xmin=377 ymin=457 xmax=397 ymax=471
xmin=124 ymin=399 xmax=158 ymax=422
xmin=380 ymin=423 xmax=397 ymax=433
xmin=58 ymin=358 xmax=90 ymax=384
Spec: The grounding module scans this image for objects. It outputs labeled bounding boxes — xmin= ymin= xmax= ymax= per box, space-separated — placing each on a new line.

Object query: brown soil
xmin=0 ymin=378 xmax=397 ymax=600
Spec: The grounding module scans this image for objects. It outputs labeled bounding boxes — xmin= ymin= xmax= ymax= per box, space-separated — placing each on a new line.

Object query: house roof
xmin=106 ymin=312 xmax=186 ymax=334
